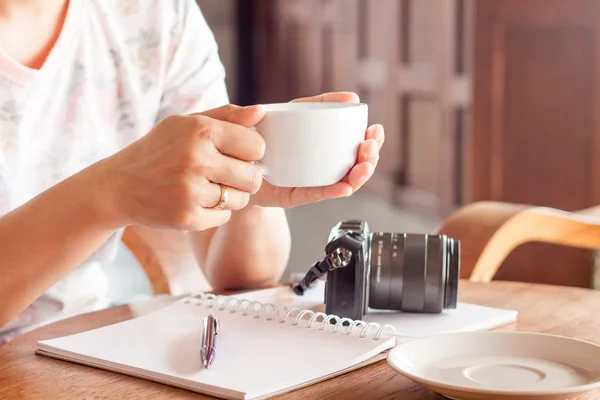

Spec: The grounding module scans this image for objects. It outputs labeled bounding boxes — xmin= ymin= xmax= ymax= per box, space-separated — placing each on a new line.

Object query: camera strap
xmin=291 ymin=248 xmax=352 ymax=296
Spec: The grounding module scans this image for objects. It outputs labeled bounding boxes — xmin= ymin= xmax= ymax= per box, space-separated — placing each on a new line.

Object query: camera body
xmin=323 ymin=220 xmax=372 ymax=321
xmin=292 ymin=219 xmax=460 ymax=321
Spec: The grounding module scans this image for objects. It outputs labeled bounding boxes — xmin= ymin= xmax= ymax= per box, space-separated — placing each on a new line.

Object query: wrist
xmin=74 ymin=160 xmax=130 ymax=230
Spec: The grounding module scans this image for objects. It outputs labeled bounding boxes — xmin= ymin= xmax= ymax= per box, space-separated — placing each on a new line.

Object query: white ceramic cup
xmin=253 ymin=102 xmax=368 ymax=187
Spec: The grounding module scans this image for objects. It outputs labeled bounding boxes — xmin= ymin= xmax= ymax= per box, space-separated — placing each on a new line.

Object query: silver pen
xmin=201 ymin=314 xmax=219 ymax=369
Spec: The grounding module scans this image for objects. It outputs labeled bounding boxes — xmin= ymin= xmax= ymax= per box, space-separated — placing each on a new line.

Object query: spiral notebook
xmin=238 ymin=280 xmax=519 ymax=339
xmin=36 ymin=282 xmax=517 ymax=400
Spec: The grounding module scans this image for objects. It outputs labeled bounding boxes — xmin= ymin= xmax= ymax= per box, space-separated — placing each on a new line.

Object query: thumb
xmin=192 ymin=104 xmax=265 ymax=128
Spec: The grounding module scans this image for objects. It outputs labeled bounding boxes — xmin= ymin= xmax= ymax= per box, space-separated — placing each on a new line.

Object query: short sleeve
xmin=155 ymin=0 xmax=229 ymax=122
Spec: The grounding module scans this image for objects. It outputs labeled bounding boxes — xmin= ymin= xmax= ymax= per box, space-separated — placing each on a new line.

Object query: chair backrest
xmin=436 ymin=201 xmax=600 ymax=288
xmin=435 ymin=202 xmax=530 ymax=281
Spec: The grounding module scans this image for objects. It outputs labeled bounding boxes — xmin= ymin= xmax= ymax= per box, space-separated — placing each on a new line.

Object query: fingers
xmin=358 ymin=124 xmax=384 ymax=168
xmin=202 ymin=153 xmax=263 ymax=194
xmin=292 ymin=92 xmax=360 ymax=104
xmin=365 ymin=124 xmax=385 ymax=149
xmin=172 ymin=179 xmax=250 ymax=231
xmin=198 ymin=118 xmax=266 ymax=162
xmin=347 ymin=162 xmax=374 ymax=190
xmin=192 ymin=104 xmax=265 ymax=128
xmin=282 ymin=163 xmax=373 ymax=208
xmin=357 ymin=139 xmax=379 ymax=165
xmin=281 ymin=183 xmax=353 ymax=208
xmin=199 ymin=182 xmax=251 ymax=211
xmin=189 ymin=104 xmax=266 ymax=162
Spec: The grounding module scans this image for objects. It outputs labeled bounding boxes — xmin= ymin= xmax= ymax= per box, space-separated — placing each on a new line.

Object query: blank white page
xmin=37 ymin=297 xmax=396 ymax=400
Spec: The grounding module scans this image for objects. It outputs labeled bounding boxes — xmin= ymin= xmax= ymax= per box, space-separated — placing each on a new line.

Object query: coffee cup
xmin=253 ymin=102 xmax=368 ymax=187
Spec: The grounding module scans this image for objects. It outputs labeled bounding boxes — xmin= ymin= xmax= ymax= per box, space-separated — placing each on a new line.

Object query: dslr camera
xmin=292 ymin=220 xmax=460 ymax=321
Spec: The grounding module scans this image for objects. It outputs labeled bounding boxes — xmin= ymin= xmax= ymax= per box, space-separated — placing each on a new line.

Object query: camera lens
xmin=368 ymin=233 xmax=459 ymax=313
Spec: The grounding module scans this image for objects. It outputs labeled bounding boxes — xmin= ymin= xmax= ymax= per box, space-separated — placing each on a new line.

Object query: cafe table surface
xmin=2 ymin=280 xmax=600 ymax=399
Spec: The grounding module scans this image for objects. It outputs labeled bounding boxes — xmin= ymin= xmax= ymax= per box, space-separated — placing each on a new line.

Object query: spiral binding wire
xmin=183 ymin=291 xmax=398 ymax=342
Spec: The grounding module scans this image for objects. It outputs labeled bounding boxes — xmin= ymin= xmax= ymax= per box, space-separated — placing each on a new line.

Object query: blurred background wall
xmin=190 ymin=0 xmax=600 ymax=287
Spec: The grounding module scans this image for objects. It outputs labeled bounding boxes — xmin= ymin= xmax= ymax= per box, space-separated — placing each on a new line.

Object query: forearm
xmin=190 ymin=206 xmax=291 ymax=289
xmin=0 ymin=165 xmax=118 ymax=327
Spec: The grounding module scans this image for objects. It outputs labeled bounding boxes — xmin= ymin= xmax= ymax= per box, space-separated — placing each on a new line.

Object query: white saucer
xmin=386 ymin=331 xmax=600 ymax=400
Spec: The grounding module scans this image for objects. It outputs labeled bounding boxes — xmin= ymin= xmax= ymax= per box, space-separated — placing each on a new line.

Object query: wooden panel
xmin=469 ymin=0 xmax=600 ymax=207
xmin=389 ymin=0 xmax=466 ymax=218
xmin=499 ymin=26 xmax=594 ymax=208
xmin=437 ymin=0 xmax=461 ymax=215
xmin=359 ymin=0 xmax=402 ymax=200
xmin=288 ymin=23 xmax=324 ymax=97
xmin=407 ymin=100 xmax=440 ymax=193
xmin=408 ymin=0 xmax=439 ymax=64
xmin=497 ymin=243 xmax=594 ymax=288
xmin=329 ymin=0 xmax=359 ymax=94
xmin=401 ymin=99 xmax=444 ymax=215
xmin=252 ymin=0 xmax=360 ymax=102
xmin=469 ymin=0 xmax=600 ymax=287
xmin=396 ymin=65 xmax=437 ymax=97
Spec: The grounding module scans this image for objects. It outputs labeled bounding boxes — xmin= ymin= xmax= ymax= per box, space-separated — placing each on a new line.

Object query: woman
xmin=0 ymin=0 xmax=384 ymax=343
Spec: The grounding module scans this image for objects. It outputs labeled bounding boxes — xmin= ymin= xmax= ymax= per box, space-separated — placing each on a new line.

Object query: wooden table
xmin=2 ymin=280 xmax=600 ymax=399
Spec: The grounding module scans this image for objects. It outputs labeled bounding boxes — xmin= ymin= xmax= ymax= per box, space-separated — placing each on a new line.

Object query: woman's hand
xmin=97 ymin=105 xmax=267 ymax=231
xmin=250 ymin=92 xmax=384 ymax=208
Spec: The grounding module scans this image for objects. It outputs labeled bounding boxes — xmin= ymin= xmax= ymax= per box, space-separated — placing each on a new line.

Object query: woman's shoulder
xmin=87 ymin=0 xmax=200 ymax=19
xmin=85 ymin=0 xmax=211 ymax=41
xmin=81 ymin=0 xmax=220 ymax=88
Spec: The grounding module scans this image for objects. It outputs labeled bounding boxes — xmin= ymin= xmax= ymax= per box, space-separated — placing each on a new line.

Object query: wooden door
xmin=356 ymin=0 xmax=471 ymax=217
xmin=250 ymin=0 xmax=470 ymax=219
xmin=468 ymin=0 xmax=600 ymax=287
xmin=251 ymin=0 xmax=357 ymax=101
xmin=250 ymin=0 xmax=406 ymax=204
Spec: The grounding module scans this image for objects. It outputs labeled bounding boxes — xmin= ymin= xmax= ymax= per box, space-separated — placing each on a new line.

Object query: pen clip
xmin=213 ymin=316 xmax=219 ymax=335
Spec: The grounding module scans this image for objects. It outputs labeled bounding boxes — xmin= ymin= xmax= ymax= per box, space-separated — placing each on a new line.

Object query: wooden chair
xmin=121 ymin=201 xmax=600 ymax=295
xmin=436 ymin=201 xmax=600 ymax=286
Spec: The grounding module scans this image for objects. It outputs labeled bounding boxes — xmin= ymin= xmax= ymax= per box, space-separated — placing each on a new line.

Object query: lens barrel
xmin=368 ymin=233 xmax=459 ymax=313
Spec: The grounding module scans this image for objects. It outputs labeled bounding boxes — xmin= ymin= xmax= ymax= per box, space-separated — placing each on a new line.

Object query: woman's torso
xmin=0 ymin=0 xmax=225 ymax=343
